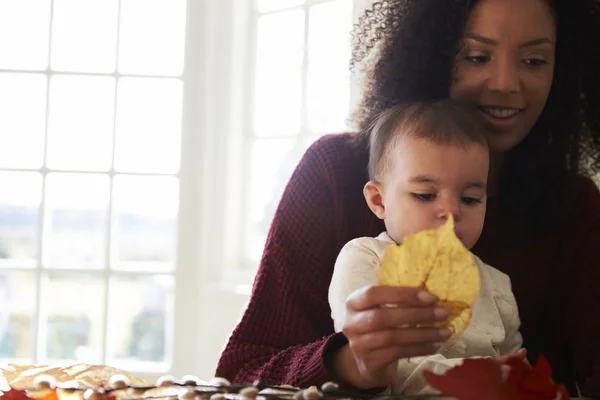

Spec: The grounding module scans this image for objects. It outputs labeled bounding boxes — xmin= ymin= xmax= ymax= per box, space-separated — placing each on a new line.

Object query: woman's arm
xmin=565 ymin=178 xmax=600 ymax=397
xmin=215 ymin=138 xmax=343 ymax=386
xmin=215 ymin=136 xmax=448 ymax=389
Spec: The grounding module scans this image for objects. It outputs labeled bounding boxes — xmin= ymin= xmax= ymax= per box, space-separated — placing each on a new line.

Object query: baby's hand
xmin=494 ymin=348 xmax=527 ymax=365
xmin=493 ymin=348 xmax=527 ymax=382
xmin=331 ymin=286 xmax=451 ymax=390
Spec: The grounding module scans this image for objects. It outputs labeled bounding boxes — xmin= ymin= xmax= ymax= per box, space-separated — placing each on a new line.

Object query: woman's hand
xmin=330 ymin=285 xmax=452 ymax=390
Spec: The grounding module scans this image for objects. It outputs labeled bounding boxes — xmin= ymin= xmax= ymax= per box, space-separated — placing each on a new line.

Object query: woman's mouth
xmin=478 ymin=106 xmax=524 ymax=130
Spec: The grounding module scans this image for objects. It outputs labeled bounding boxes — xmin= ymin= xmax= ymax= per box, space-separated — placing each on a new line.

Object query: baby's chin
xmin=460 ymin=233 xmax=482 ymax=250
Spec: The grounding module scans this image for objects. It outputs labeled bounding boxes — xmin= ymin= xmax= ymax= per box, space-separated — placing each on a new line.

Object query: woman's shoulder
xmin=569 ymin=175 xmax=600 ymax=221
xmin=573 ymin=174 xmax=600 ymax=201
xmin=304 ymin=133 xmax=365 ymax=164
xmin=298 ymin=133 xmax=369 ymax=185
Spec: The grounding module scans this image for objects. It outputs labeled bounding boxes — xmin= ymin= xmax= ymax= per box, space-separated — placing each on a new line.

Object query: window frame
xmin=0 ymin=0 xmax=369 ymax=381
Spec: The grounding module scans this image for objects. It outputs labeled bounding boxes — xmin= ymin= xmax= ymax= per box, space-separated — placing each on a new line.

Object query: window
xmin=222 ymin=0 xmax=359 ymax=289
xmin=0 ymin=0 xmax=365 ymax=381
xmin=0 ymin=0 xmax=185 ymax=375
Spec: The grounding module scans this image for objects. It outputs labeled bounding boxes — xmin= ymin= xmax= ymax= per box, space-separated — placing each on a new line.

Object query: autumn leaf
xmin=507 ymin=356 xmax=570 ymax=400
xmin=0 ymin=389 xmax=32 ymax=400
xmin=423 ymin=358 xmax=520 ymax=400
xmin=424 ymin=355 xmax=571 ymax=400
xmin=33 ymin=389 xmax=59 ymax=400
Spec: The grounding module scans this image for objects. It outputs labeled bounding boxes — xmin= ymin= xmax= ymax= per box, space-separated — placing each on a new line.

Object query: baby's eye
xmin=411 ymin=193 xmax=436 ymax=202
xmin=461 ymin=196 xmax=482 ymax=205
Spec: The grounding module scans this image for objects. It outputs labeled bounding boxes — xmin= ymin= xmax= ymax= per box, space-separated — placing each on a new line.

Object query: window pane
xmin=112 ymin=175 xmax=178 ymax=271
xmin=47 ymin=75 xmax=116 ymax=171
xmin=0 ymin=270 xmax=36 ymax=361
xmin=43 ymin=173 xmax=110 ymax=269
xmin=114 ymin=78 xmax=182 ymax=174
xmin=0 ymin=0 xmax=51 ymax=70
xmin=118 ymin=0 xmax=187 ymax=76
xmin=307 ymin=0 xmax=352 ymax=133
xmin=0 ymin=73 xmax=47 ymax=169
xmin=41 ymin=272 xmax=104 ymax=363
xmin=107 ymin=274 xmax=173 ymax=366
xmin=254 ymin=10 xmax=304 ymax=137
xmin=257 ymin=0 xmax=304 ymax=13
xmin=0 ymin=172 xmax=42 ymax=267
xmin=245 ymin=139 xmax=299 ymax=263
xmin=50 ymin=0 xmax=119 ymax=73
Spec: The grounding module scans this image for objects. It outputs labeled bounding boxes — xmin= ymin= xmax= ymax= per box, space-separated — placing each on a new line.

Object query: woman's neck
xmin=488 ymin=152 xmax=504 ymax=198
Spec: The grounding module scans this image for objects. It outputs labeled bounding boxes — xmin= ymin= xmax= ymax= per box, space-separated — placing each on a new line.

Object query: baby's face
xmin=377 ymin=136 xmax=489 ymax=249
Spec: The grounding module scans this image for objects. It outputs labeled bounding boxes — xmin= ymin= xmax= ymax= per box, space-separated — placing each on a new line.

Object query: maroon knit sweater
xmin=215 ymin=133 xmax=600 ymax=397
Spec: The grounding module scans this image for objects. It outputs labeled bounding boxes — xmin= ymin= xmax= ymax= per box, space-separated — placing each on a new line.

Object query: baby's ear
xmin=363 ymin=180 xmax=385 ymax=220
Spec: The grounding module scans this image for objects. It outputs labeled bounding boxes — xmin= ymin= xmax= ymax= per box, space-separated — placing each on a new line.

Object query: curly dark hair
xmin=350 ymin=0 xmax=600 ymax=231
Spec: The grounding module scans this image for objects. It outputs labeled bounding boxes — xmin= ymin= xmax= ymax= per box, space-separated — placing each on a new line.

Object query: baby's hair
xmin=368 ymin=100 xmax=488 ymax=181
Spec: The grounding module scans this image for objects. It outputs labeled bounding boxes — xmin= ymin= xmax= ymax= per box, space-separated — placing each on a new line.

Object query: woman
xmin=216 ymin=0 xmax=600 ymax=396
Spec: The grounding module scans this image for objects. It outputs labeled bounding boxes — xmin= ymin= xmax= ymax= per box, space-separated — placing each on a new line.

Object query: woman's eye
xmin=412 ymin=193 xmax=435 ymax=202
xmin=465 ymin=55 xmax=490 ymax=65
xmin=523 ymin=58 xmax=548 ymax=67
xmin=461 ymin=197 xmax=481 ymax=205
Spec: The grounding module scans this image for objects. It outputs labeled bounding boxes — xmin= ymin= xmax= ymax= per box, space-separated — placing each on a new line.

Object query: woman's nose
xmin=488 ymin=56 xmax=521 ymax=93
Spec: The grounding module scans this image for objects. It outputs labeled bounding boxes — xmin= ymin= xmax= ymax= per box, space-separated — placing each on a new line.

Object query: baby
xmin=328 ymin=100 xmax=523 ymax=394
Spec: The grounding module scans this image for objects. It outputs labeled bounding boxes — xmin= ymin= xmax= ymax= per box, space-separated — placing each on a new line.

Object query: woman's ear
xmin=363 ymin=180 xmax=385 ymax=220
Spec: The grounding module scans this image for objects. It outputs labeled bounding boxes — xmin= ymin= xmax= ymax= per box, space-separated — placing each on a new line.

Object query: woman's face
xmin=450 ymin=0 xmax=556 ymax=152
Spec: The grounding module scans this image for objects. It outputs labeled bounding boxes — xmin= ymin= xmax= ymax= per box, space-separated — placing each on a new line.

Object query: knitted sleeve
xmin=215 ymin=137 xmax=349 ymax=387
xmin=566 ymin=179 xmax=600 ymax=397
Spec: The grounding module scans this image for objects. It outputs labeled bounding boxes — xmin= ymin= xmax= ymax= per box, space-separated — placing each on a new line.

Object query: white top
xmin=328 ymin=232 xmax=523 ymax=395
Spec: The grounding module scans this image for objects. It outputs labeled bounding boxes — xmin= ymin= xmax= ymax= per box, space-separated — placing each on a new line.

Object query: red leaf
xmin=0 ymin=389 xmax=31 ymax=400
xmin=533 ymin=355 xmax=553 ymax=378
xmin=507 ymin=356 xmax=556 ymax=398
xmin=423 ymin=358 xmax=519 ymax=400
xmin=424 ymin=355 xmax=571 ymax=400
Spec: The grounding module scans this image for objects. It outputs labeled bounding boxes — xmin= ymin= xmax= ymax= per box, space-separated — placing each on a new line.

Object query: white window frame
xmin=0 ymin=0 xmax=370 ymax=381
xmin=171 ymin=0 xmax=253 ymax=381
xmin=0 ymin=0 xmax=190 ymax=382
xmin=175 ymin=0 xmax=368 ymax=379
xmin=217 ymin=0 xmax=367 ymax=292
